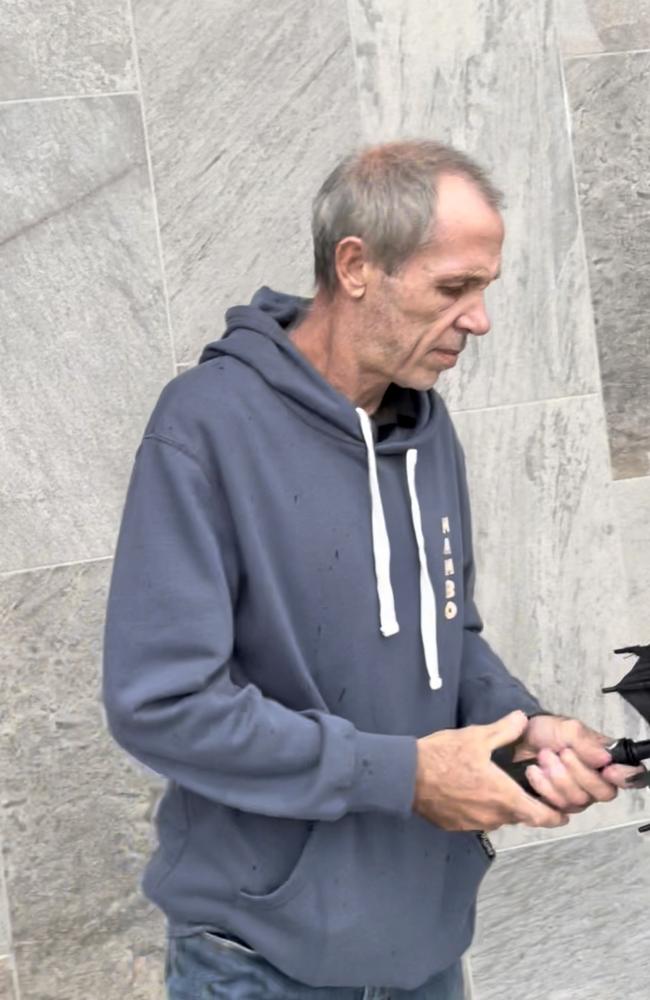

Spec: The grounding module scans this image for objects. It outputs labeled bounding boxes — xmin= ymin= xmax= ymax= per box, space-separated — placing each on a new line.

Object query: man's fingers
xmin=532 ymin=748 xmax=615 ymax=811
xmin=490 ymin=763 xmax=569 ymax=828
xmin=563 ymin=726 xmax=611 ymax=770
xmin=525 ymin=764 xmax=576 ymax=812
xmin=603 ymin=763 xmax=647 ymax=789
xmin=557 ymin=748 xmax=617 ymax=803
xmin=512 ymin=782 xmax=569 ymax=828
xmin=483 ymin=710 xmax=529 ymax=752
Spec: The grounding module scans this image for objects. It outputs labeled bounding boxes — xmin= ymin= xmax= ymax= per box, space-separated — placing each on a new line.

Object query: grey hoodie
xmin=102 ymin=287 xmax=542 ymax=989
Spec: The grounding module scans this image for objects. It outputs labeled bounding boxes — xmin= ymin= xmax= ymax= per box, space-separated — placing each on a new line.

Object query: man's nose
xmin=457 ymin=294 xmax=491 ymax=337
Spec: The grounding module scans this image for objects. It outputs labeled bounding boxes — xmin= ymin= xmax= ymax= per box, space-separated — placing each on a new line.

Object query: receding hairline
xmin=347 ymin=141 xmax=502 ymax=203
xmin=311 ymin=139 xmax=503 ymax=295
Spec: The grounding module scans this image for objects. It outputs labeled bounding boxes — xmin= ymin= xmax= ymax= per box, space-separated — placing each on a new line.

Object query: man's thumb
xmin=484 ymin=710 xmax=528 ymax=750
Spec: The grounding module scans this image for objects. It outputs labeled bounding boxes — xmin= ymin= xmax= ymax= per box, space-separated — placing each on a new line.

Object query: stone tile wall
xmin=1 ymin=1 xmax=648 ymax=997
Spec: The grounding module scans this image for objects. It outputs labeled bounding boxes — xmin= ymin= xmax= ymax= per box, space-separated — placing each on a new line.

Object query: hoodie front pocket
xmin=237 ymin=820 xmax=321 ymax=911
xmin=231 ymin=814 xmax=487 ymax=990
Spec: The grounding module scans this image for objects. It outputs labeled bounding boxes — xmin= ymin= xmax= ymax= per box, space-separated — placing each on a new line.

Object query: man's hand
xmin=413 ymin=710 xmax=569 ymax=832
xmin=513 ymin=714 xmax=644 ymax=813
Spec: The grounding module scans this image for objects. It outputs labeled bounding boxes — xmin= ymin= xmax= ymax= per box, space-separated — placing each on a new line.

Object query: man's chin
xmin=394 ymin=372 xmax=441 ymax=391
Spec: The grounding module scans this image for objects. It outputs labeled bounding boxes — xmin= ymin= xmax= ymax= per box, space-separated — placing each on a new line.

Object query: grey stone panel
xmin=0 ymin=561 xmax=165 ymax=999
xmin=0 ymin=0 xmax=135 ymax=101
xmin=452 ymin=396 xmax=649 ymax=848
xmin=564 ymin=52 xmax=650 ymax=479
xmin=347 ymin=0 xmax=599 ymax=411
xmin=0 ymin=95 xmax=173 ymax=573
xmin=0 ymin=960 xmax=16 ymax=1000
xmin=472 ymin=825 xmax=650 ymax=999
xmin=131 ymin=0 xmax=362 ymax=364
xmin=556 ymin=0 xmax=650 ymax=55
xmin=0 ymin=846 xmax=9 ymax=956
xmin=611 ymin=477 xmax=650 ymax=644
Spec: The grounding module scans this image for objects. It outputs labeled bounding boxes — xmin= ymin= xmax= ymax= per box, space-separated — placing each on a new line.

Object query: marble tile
xmin=0 ymin=960 xmax=16 ymax=1000
xmin=453 ymin=395 xmax=650 ymax=847
xmin=15 ymin=931 xmax=163 ymax=1000
xmin=131 ymin=0 xmax=361 ymax=364
xmin=0 ymin=562 xmax=165 ymax=998
xmin=0 ymin=845 xmax=9 ymax=957
xmin=564 ymin=52 xmax=650 ymax=479
xmin=347 ymin=0 xmax=599 ymax=411
xmin=556 ymin=0 xmax=650 ymax=55
xmin=472 ymin=824 xmax=650 ymax=999
xmin=0 ymin=95 xmax=173 ymax=573
xmin=0 ymin=0 xmax=135 ymax=100
xmin=610 ymin=477 xmax=650 ymax=643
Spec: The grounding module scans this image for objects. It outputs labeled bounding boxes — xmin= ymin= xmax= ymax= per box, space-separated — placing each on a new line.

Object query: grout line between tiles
xmin=448 ymin=391 xmax=598 ymax=417
xmin=558 ymin=40 xmax=617 ymax=487
xmin=563 ymin=47 xmax=650 ymax=61
xmin=609 ymin=473 xmax=650 ymax=486
xmin=0 ymin=554 xmax=113 ymax=580
xmin=0 ymin=90 xmax=138 ymax=108
xmin=498 ymin=815 xmax=650 ymax=854
xmin=125 ymin=0 xmax=177 ymax=379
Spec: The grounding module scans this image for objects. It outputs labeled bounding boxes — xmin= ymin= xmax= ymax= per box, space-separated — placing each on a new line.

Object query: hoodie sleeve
xmin=102 ymin=434 xmax=417 ymax=821
xmin=453 ymin=436 xmax=545 ymax=727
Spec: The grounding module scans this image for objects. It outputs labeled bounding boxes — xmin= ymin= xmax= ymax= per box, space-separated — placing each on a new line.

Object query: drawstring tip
xmin=429 ymin=677 xmax=443 ymax=691
xmin=380 ymin=622 xmax=400 ymax=638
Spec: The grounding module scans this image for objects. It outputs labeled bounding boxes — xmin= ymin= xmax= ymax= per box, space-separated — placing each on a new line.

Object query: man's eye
xmin=439 ymin=286 xmax=464 ymax=296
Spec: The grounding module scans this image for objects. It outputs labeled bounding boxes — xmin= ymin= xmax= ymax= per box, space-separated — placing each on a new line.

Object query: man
xmin=103 ymin=141 xmax=637 ymax=999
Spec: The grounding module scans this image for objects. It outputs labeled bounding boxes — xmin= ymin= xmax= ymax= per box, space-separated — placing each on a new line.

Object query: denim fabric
xmin=165 ymin=932 xmax=465 ymax=999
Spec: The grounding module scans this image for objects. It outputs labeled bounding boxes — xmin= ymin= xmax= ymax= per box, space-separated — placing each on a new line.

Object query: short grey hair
xmin=312 ymin=139 xmax=503 ymax=296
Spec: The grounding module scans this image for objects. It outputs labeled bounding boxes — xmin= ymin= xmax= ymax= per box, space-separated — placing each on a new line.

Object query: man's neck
xmin=288 ymin=293 xmax=388 ymax=415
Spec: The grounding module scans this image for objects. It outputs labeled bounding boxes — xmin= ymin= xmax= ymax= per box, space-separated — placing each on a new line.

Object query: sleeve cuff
xmin=348 ymin=731 xmax=418 ymax=819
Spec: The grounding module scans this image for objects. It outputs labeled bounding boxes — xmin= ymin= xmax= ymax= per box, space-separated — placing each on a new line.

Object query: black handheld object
xmin=493 ymin=645 xmax=650 ymax=830
xmin=498 ymin=738 xmax=650 ymax=798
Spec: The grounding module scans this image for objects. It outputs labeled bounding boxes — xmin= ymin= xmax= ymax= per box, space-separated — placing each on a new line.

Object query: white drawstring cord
xmin=406 ymin=449 xmax=442 ymax=690
xmin=356 ymin=408 xmax=399 ymax=637
xmin=356 ymin=409 xmax=442 ymax=690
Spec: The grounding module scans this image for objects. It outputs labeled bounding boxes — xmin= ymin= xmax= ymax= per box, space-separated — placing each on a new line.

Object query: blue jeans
xmin=166 ymin=932 xmax=465 ymax=999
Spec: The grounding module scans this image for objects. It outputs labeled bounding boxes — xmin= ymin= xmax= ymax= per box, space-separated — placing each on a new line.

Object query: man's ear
xmin=334 ymin=237 xmax=369 ymax=299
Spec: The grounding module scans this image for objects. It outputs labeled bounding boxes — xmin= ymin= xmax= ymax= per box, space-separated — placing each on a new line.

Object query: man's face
xmin=361 ymin=173 xmax=505 ymax=390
